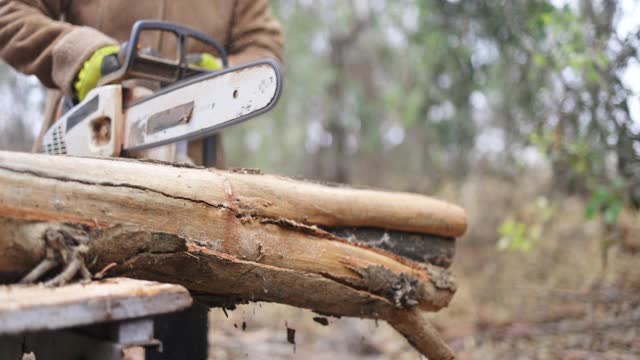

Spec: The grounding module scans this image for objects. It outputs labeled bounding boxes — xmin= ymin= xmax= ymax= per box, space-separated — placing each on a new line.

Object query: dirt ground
xmin=206 ymin=176 xmax=640 ymax=359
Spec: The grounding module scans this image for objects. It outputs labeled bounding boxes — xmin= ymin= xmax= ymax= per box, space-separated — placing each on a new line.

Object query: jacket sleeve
xmin=227 ymin=0 xmax=284 ymax=65
xmin=0 ymin=0 xmax=116 ymax=94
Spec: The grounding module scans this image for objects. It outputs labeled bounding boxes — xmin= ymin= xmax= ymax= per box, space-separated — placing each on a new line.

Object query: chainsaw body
xmin=42 ymin=20 xmax=282 ymax=158
xmin=43 ymin=85 xmax=124 ymax=157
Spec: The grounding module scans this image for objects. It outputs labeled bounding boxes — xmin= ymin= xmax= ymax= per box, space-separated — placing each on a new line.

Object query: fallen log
xmin=0 ymin=151 xmax=466 ymax=359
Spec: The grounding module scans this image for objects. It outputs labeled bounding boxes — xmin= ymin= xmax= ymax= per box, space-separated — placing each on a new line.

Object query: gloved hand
xmin=186 ymin=53 xmax=223 ymax=71
xmin=74 ymin=45 xmax=120 ymax=101
xmin=74 ymin=48 xmax=221 ymax=101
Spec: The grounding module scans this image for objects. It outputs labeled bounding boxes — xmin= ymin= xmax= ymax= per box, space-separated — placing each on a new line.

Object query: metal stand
xmin=0 ymin=279 xmax=206 ymax=360
xmin=149 ymin=302 xmax=209 ymax=360
xmin=0 ymin=304 xmax=209 ymax=360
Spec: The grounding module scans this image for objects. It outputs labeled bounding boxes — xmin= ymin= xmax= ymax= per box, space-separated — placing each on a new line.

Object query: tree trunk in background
xmin=311 ymin=16 xmax=369 ymax=183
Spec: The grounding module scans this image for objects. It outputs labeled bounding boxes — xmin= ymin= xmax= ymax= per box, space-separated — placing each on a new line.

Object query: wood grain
xmin=0 ymin=151 xmax=467 ymax=237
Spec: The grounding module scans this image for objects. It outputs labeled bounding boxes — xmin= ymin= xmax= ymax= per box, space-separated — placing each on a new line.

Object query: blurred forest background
xmin=1 ymin=0 xmax=640 ymax=359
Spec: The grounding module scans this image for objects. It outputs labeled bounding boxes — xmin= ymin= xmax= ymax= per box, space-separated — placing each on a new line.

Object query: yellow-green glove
xmin=187 ymin=53 xmax=223 ymax=71
xmin=74 ymin=45 xmax=120 ymax=101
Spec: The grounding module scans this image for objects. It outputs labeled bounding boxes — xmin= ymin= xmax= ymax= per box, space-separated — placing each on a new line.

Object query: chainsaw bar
xmin=122 ymin=58 xmax=282 ymax=153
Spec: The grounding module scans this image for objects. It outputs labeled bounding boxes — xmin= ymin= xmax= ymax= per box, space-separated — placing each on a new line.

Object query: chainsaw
xmin=42 ymin=20 xmax=282 ymax=160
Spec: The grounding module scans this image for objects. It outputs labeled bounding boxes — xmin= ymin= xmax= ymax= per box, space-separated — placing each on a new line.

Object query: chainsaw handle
xmin=99 ymin=20 xmax=229 ymax=86
xmin=129 ymin=20 xmax=229 ymax=68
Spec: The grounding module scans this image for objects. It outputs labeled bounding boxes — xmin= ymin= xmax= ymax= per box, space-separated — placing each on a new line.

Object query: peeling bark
xmin=0 ymin=220 xmax=455 ymax=313
xmin=332 ymin=227 xmax=456 ymax=268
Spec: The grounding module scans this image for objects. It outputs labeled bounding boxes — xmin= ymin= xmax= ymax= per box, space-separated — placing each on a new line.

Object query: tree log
xmin=0 ymin=151 xmax=464 ymax=359
xmin=0 ymin=152 xmax=467 ymax=237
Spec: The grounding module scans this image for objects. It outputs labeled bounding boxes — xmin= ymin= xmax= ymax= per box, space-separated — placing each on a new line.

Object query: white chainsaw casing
xmin=43 ymin=85 xmax=123 ymax=157
xmin=42 ymin=59 xmax=282 ymax=157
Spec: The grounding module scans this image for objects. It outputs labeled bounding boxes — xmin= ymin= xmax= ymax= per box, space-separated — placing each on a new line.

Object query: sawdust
xmin=353 ymin=265 xmax=420 ymax=308
xmin=425 ymin=264 xmax=457 ymax=292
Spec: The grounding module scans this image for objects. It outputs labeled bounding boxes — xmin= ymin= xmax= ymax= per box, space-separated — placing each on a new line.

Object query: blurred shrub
xmin=497 ymin=196 xmax=557 ymax=252
xmin=585 ymin=179 xmax=626 ymax=226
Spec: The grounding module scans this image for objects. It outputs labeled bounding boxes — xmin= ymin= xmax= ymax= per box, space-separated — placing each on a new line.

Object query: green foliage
xmin=585 ymin=179 xmax=626 ymax=226
xmin=497 ymin=196 xmax=557 ymax=252
xmin=527 ymin=2 xmax=556 ymax=39
xmin=531 ymin=126 xmax=627 ymax=226
xmin=497 ymin=218 xmax=538 ymax=252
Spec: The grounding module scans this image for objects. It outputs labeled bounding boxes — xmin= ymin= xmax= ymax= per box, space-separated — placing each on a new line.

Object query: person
xmin=0 ymin=0 xmax=284 ymax=166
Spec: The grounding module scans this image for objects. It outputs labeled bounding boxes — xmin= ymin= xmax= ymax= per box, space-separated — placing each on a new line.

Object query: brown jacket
xmin=0 ymin=0 xmax=283 ymax=157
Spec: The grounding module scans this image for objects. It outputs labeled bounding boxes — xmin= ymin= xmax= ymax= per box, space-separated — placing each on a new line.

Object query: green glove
xmin=187 ymin=53 xmax=223 ymax=71
xmin=74 ymin=48 xmax=221 ymax=101
xmin=74 ymin=45 xmax=120 ymax=101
